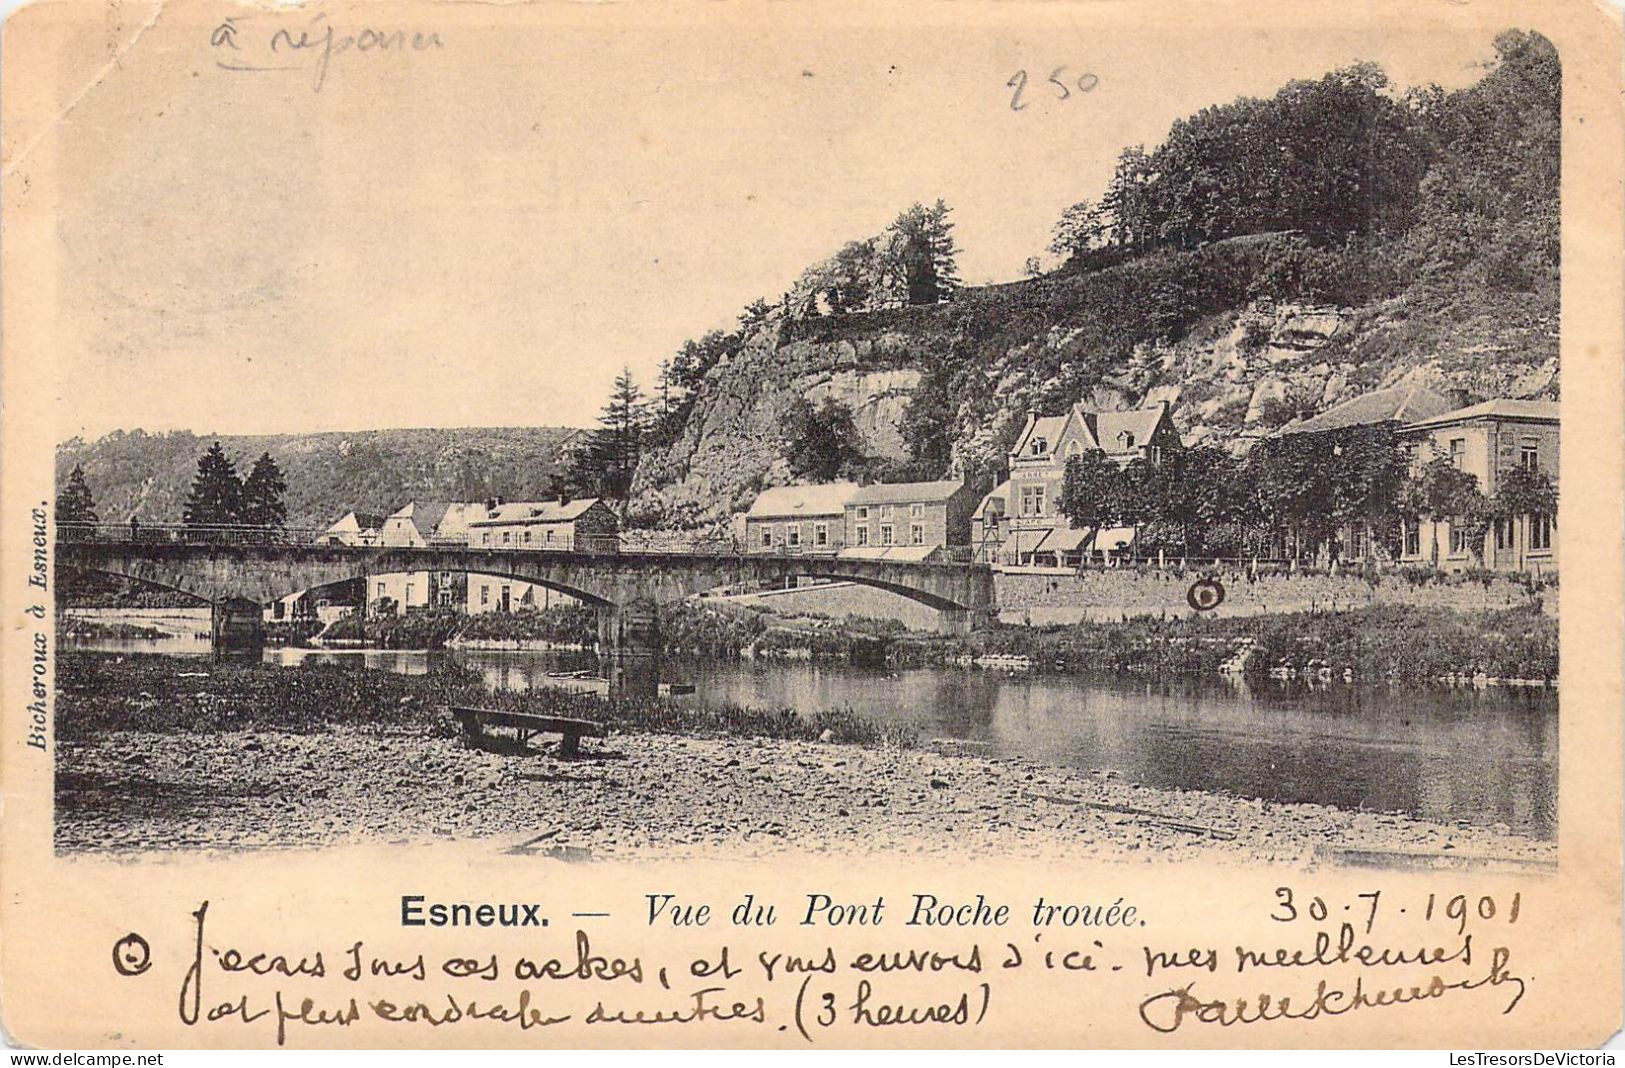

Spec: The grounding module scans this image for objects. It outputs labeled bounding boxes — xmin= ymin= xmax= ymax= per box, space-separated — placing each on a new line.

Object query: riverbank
xmin=54 ymin=652 xmax=1555 ymax=865
xmin=55 ymin=719 xmax=1554 ymax=867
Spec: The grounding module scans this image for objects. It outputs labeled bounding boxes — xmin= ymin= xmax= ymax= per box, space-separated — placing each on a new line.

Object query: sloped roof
xmin=1090 ymin=404 xmax=1168 ymax=453
xmin=1401 ymin=398 xmax=1560 ymax=431
xmin=747 ymin=482 xmax=857 ymax=519
xmin=974 ymin=480 xmax=1011 ymax=519
xmin=327 ymin=510 xmax=386 ymax=532
xmin=1011 ymin=414 xmax=1070 ymax=458
xmin=388 ymin=501 xmax=453 ymax=535
xmin=1277 ymin=386 xmax=1454 ymax=436
xmin=470 ymin=498 xmax=605 ymax=526
xmin=848 ymin=479 xmax=965 ymax=505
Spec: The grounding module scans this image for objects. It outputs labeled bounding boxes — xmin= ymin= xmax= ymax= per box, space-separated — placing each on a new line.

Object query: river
xmin=66 ymin=623 xmax=1558 ymax=839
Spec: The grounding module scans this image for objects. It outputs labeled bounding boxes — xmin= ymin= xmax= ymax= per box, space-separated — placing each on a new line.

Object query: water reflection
xmin=67 ymin=636 xmax=1558 ymax=838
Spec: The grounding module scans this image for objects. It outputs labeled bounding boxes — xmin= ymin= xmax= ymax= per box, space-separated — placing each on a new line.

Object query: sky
xmin=31 ymin=0 xmax=1512 ymax=440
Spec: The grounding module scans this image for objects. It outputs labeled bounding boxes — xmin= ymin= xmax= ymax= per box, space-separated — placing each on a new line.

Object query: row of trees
xmin=1043 ymin=32 xmax=1558 ymax=296
xmin=1056 ymin=428 xmax=1557 ymax=564
xmin=56 ymin=445 xmax=291 ymax=528
xmin=182 ymin=443 xmax=289 ymax=527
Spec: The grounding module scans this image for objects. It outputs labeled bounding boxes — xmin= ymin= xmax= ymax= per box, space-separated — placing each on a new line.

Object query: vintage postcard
xmin=2 ymin=0 xmax=1621 ymax=1050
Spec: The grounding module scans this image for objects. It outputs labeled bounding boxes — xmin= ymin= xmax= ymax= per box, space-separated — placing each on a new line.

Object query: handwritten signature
xmin=210 ymin=14 xmax=443 ymax=93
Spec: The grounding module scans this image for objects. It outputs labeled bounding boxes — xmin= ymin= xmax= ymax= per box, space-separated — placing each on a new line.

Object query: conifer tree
xmin=56 ymin=465 xmax=99 ymax=525
xmin=240 ymin=452 xmax=289 ymax=528
xmin=182 ymin=442 xmax=243 ymax=526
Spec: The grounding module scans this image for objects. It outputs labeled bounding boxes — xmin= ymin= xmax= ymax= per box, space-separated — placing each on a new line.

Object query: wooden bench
xmin=451 ymin=706 xmax=606 ymax=757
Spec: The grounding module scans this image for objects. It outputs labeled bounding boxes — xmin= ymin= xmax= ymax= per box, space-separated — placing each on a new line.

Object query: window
xmin=1494 ymin=518 xmax=1511 ymax=551
xmin=880 ymin=505 xmax=893 ymax=519
xmin=480 ymin=585 xmax=489 ymax=605
xmin=814 ymin=523 xmax=828 ymax=547
xmin=1066 ymin=441 xmax=1082 ymax=458
xmin=405 ymin=582 xmax=415 ymax=602
xmin=1020 ymin=485 xmax=1047 ymax=517
xmin=1448 ymin=438 xmax=1466 ymax=469
xmin=1520 ymin=439 xmax=1539 ymax=470
xmin=1448 ymin=524 xmax=1471 ymax=557
xmin=376 ymin=581 xmax=386 ymax=599
xmin=1148 ymin=446 xmax=1163 ymax=466
xmin=482 ymin=532 xmax=492 ymax=546
xmin=502 ymin=531 xmax=512 ymax=545
xmin=1350 ymin=526 xmax=1367 ymax=558
xmin=856 ymin=526 xmax=869 ymax=547
xmin=523 ymin=530 xmax=532 ymax=544
xmin=1121 ymin=432 xmax=1135 ymax=449
xmin=880 ymin=525 xmax=894 ymax=546
xmin=759 ymin=525 xmax=772 ymax=547
xmin=910 ymin=503 xmax=925 ymax=518
xmin=546 ymin=529 xmax=554 ymax=544
xmin=787 ymin=525 xmax=801 ymax=548
xmin=1404 ymin=521 xmax=1421 ymax=557
xmin=856 ymin=506 xmax=869 ymax=520
xmin=911 ymin=523 xmax=925 ymax=545
xmin=1530 ymin=514 xmax=1553 ymax=551
xmin=1030 ymin=437 xmax=1048 ymax=456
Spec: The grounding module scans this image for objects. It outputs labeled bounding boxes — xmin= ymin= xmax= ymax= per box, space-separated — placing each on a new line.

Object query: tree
xmin=897 ymin=364 xmax=958 ymax=475
xmin=1496 ymin=464 xmax=1558 ymax=520
xmin=239 ymin=452 xmax=288 ymax=528
xmin=571 ymin=367 xmax=650 ymax=500
xmin=182 ymin=442 xmax=243 ymax=527
xmin=738 ymin=298 xmax=774 ymax=333
xmin=891 ymin=200 xmax=961 ymax=305
xmin=1402 ymin=456 xmax=1490 ymax=566
xmin=1048 ymin=199 xmax=1108 ymax=264
xmin=783 ymin=397 xmax=867 ymax=482
xmin=56 ymin=465 xmax=99 ymax=525
xmin=1494 ymin=464 xmax=1558 ymax=563
xmin=1057 ymin=451 xmax=1124 ymax=550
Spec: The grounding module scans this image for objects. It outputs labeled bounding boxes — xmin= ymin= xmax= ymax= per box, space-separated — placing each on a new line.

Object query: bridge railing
xmin=56 ymin=522 xmax=327 ymax=546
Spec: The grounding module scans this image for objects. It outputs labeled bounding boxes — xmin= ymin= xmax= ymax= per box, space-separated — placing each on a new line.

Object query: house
xmin=370 ymin=500 xmax=490 ymax=613
xmin=466 ymin=576 xmax=576 ymax=615
xmin=977 ymin=402 xmax=1180 ymax=567
xmin=1270 ymin=385 xmax=1457 ymax=562
xmin=840 ymin=480 xmax=975 ymax=559
xmin=462 ymin=499 xmax=613 ymax=613
xmin=744 ymin=482 xmax=858 ymax=555
xmin=466 ymin=498 xmax=620 ymax=553
xmin=315 ymin=510 xmax=385 ymax=547
xmin=1397 ymin=399 xmax=1559 ymax=573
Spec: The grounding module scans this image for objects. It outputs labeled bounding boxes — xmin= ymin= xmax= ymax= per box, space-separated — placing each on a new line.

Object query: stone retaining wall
xmin=996 ymin=568 xmax=1551 ymax=623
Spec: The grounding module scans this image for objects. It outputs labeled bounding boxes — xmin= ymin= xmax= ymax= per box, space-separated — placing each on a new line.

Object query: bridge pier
xmin=210 ymin=597 xmax=265 ymax=658
xmin=597 ymin=600 xmax=660 ymax=703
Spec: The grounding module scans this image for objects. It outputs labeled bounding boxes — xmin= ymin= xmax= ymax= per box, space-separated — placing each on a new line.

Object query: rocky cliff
xmin=631 ymin=236 xmax=1559 ymax=529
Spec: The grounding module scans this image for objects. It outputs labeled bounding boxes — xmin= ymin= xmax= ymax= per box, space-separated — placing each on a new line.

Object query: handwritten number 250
xmin=1008 ymin=66 xmax=1100 ymax=111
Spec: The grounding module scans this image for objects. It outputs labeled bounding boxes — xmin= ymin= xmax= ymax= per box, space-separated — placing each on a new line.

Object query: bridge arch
xmin=57 ymin=562 xmax=214 ymax=606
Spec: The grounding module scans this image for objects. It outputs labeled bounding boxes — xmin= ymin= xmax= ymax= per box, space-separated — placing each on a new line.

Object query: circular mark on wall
xmin=1186 ymin=578 xmax=1225 ymax=612
xmin=112 ymin=932 xmax=152 ymax=976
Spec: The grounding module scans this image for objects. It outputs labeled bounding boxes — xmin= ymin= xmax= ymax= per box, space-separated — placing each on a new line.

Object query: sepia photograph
xmin=44 ymin=12 xmax=1561 ymax=873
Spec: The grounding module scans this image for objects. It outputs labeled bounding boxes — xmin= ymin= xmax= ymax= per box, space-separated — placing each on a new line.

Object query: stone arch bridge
xmin=57 ymin=536 xmax=995 ymax=698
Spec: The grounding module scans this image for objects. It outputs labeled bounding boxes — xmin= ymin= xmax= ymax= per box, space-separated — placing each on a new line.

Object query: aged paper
xmin=2 ymin=0 xmax=1621 ymax=1049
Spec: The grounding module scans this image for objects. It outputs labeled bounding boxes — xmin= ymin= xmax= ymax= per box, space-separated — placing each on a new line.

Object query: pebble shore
xmin=55 ymin=727 xmax=1556 ymax=869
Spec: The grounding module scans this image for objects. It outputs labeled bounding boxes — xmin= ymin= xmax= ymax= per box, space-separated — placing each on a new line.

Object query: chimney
xmin=558 ymin=488 xmax=571 ymax=506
